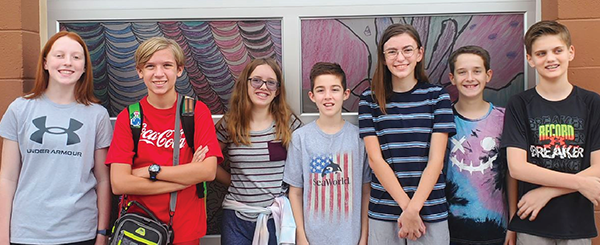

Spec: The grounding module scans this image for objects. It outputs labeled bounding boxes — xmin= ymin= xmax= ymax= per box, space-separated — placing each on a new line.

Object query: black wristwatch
xmin=149 ymin=164 xmax=161 ymax=181
xmin=97 ymin=229 xmax=110 ymax=236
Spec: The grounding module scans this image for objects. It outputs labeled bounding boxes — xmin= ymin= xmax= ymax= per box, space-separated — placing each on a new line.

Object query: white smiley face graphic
xmin=450 ymin=136 xmax=497 ymax=174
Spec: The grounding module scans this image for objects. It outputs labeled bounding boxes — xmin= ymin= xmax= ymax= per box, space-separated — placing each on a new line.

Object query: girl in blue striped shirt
xmin=358 ymin=23 xmax=456 ymax=245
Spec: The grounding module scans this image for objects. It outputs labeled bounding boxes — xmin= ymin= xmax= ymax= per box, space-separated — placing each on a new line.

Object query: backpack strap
xmin=180 ymin=95 xmax=195 ymax=151
xmin=179 ymin=95 xmax=207 ymax=199
xmin=127 ymin=102 xmax=143 ymax=156
xmin=118 ymin=103 xmax=143 ymax=221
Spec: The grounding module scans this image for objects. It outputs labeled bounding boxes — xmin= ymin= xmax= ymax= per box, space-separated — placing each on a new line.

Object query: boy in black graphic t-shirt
xmin=501 ymin=20 xmax=600 ymax=244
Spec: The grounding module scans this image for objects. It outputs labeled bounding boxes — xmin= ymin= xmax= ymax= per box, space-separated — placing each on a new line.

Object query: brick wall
xmin=543 ymin=0 xmax=600 ymax=93
xmin=0 ymin=0 xmax=40 ymax=153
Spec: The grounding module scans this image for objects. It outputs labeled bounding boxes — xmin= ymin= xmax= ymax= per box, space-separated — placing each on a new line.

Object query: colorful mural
xmin=61 ymin=15 xmax=525 ymax=235
xmin=62 ymin=14 xmax=524 ymax=115
xmin=60 ymin=20 xmax=282 ymax=117
xmin=301 ymin=14 xmax=525 ymax=112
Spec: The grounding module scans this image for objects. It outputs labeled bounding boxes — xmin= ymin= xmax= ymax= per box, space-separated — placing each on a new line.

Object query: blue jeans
xmin=221 ymin=209 xmax=277 ymax=245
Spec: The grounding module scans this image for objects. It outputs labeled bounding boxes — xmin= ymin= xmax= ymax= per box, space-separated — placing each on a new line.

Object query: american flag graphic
xmin=308 ymin=152 xmax=352 ymax=221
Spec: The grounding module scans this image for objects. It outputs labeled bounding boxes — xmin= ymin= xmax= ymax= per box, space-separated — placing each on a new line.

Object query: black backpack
xmin=127 ymin=95 xmax=206 ymax=198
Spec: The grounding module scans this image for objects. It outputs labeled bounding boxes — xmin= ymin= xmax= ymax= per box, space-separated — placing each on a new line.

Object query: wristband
xmin=97 ymin=229 xmax=110 ymax=236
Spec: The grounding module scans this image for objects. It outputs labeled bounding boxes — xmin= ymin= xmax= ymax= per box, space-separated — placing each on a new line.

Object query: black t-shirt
xmin=501 ymin=86 xmax=600 ymax=239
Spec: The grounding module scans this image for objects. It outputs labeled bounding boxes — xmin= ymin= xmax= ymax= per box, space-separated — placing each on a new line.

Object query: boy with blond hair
xmin=106 ymin=37 xmax=222 ymax=244
xmin=501 ymin=20 xmax=600 ymax=244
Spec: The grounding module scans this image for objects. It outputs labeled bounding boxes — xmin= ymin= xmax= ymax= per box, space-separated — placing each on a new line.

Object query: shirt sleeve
xmin=358 ymin=91 xmax=377 ymax=139
xmin=432 ymin=87 xmax=456 ymax=136
xmin=283 ymin=131 xmax=304 ymax=188
xmin=500 ymin=96 xmax=528 ymax=150
xmin=586 ymin=92 xmax=600 ymax=153
xmin=360 ymin=139 xmax=372 ymax=183
xmin=0 ymin=99 xmax=20 ymax=141
xmin=105 ymin=109 xmax=136 ymax=165
xmin=194 ymin=101 xmax=224 ymax=164
xmin=95 ymin=107 xmax=113 ymax=149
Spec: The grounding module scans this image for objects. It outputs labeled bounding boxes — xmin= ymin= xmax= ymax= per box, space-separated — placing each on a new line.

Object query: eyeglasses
xmin=248 ymin=77 xmax=279 ymax=91
xmin=383 ymin=46 xmax=416 ymax=59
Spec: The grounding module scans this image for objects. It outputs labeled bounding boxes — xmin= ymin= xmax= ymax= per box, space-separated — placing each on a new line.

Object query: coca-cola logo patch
xmin=139 ymin=123 xmax=186 ymax=149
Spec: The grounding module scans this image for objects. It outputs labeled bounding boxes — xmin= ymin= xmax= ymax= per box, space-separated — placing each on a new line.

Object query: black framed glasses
xmin=248 ymin=77 xmax=279 ymax=91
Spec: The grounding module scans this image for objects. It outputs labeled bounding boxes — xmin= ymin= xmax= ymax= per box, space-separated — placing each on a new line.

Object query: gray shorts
xmin=368 ymin=218 xmax=449 ymax=245
xmin=516 ymin=233 xmax=591 ymax=245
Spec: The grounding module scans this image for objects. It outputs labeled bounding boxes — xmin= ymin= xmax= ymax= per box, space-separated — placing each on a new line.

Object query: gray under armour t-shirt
xmin=283 ymin=121 xmax=372 ymax=245
xmin=0 ymin=95 xmax=112 ymax=244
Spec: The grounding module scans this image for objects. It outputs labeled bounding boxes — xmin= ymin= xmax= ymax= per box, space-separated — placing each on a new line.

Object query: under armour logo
xmin=30 ymin=116 xmax=83 ymax=145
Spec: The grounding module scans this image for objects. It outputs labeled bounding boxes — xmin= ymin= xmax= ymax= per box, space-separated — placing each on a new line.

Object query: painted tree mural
xmin=301 ymin=14 xmax=524 ymax=112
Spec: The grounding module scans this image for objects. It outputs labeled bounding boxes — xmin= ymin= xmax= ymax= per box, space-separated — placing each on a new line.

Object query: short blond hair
xmin=135 ymin=37 xmax=185 ymax=69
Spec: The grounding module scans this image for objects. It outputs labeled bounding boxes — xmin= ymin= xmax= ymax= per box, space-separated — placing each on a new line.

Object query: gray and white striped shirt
xmin=217 ymin=115 xmax=302 ymax=220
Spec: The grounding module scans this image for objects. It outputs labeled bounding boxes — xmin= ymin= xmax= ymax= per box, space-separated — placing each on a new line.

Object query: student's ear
xmin=416 ymin=46 xmax=424 ymax=62
xmin=137 ymin=67 xmax=143 ymax=79
xmin=526 ymin=54 xmax=535 ymax=68
xmin=177 ymin=65 xmax=184 ymax=77
xmin=568 ymin=45 xmax=575 ymax=61
xmin=448 ymin=72 xmax=456 ymax=86
xmin=486 ymin=69 xmax=493 ymax=82
xmin=343 ymin=89 xmax=350 ymax=101
xmin=43 ymin=58 xmax=48 ymax=70
xmin=308 ymin=90 xmax=316 ymax=103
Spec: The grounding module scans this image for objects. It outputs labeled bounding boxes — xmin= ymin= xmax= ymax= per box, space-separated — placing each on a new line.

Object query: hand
xmin=192 ymin=146 xmax=209 ymax=163
xmin=95 ymin=234 xmax=108 ymax=245
xmin=504 ymin=230 xmax=516 ymax=245
xmin=397 ymin=209 xmax=426 ymax=241
xmin=296 ymin=229 xmax=310 ymax=245
xmin=131 ymin=167 xmax=148 ymax=178
xmin=517 ymin=188 xmax=552 ymax=221
xmin=296 ymin=237 xmax=310 ymax=245
xmin=358 ymin=236 xmax=368 ymax=245
xmin=578 ymin=176 xmax=600 ymax=206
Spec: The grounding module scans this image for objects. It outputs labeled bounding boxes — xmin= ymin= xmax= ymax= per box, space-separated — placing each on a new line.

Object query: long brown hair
xmin=220 ymin=58 xmax=295 ymax=147
xmin=25 ymin=31 xmax=98 ymax=105
xmin=371 ymin=24 xmax=428 ymax=114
